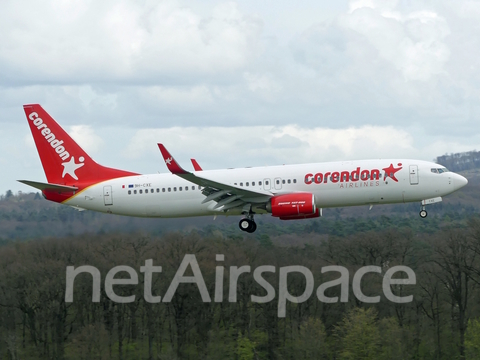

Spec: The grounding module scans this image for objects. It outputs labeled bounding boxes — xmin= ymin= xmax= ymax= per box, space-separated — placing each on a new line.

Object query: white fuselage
xmin=62 ymin=159 xmax=466 ymax=219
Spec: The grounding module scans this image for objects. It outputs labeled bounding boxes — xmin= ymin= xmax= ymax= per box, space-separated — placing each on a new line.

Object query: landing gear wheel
xmin=239 ymin=219 xmax=251 ymax=231
xmin=239 ymin=218 xmax=257 ymax=233
xmin=419 ymin=210 xmax=427 ymax=218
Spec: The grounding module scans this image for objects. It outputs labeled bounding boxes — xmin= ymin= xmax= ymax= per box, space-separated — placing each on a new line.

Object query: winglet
xmin=158 ymin=144 xmax=189 ymax=174
xmin=191 ymin=159 xmax=203 ymax=171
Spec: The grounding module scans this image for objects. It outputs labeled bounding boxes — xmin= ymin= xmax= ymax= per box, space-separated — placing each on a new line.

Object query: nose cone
xmin=454 ymin=173 xmax=468 ymax=190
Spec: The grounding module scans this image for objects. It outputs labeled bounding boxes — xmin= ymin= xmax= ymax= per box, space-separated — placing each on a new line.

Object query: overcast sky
xmin=2 ymin=0 xmax=480 ymax=194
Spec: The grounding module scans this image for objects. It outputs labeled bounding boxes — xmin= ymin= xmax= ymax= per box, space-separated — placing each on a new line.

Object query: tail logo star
xmin=165 ymin=157 xmax=173 ymax=165
xmin=62 ymin=156 xmax=85 ymax=180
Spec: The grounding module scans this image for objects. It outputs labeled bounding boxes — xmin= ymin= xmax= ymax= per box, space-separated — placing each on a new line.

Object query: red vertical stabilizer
xmin=23 ymin=104 xmax=138 ymax=187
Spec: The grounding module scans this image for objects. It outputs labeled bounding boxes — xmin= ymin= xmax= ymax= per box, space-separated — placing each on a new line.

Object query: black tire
xmin=239 ymin=219 xmax=251 ymax=231
xmin=247 ymin=221 xmax=257 ymax=233
xmin=419 ymin=210 xmax=427 ymax=218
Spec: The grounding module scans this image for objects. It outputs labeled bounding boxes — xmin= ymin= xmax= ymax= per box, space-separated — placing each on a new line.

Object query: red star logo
xmin=382 ymin=163 xmax=403 ymax=182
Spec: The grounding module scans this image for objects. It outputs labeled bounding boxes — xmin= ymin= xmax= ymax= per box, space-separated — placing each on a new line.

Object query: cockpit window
xmin=431 ymin=167 xmax=449 ymax=174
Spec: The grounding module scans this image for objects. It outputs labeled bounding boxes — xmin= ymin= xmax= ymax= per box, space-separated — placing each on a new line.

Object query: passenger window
xmin=288 ymin=179 xmax=291 ymax=184
xmin=128 ymin=190 xmax=131 ymax=195
xmin=192 ymin=186 xmax=196 ymax=190
xmin=246 ymin=182 xmax=249 ymax=186
xmin=293 ymin=179 xmax=296 ymax=184
xmin=162 ymin=188 xmax=165 ymax=192
xmin=156 ymin=188 xmax=159 ymax=193
xmin=179 ymin=187 xmax=182 ymax=191
xmin=174 ymin=187 xmax=177 ymax=191
xmin=282 ymin=180 xmax=285 ymax=184
xmin=139 ymin=190 xmax=143 ymax=194
xmin=186 ymin=186 xmax=189 ymax=191
xmin=276 ymin=180 xmax=280 ymax=185
xmin=259 ymin=181 xmax=262 ymax=185
xmin=266 ymin=181 xmax=269 ymax=185
xmin=168 ymin=188 xmax=171 ymax=192
xmin=240 ymin=182 xmax=243 ymax=186
xmin=134 ymin=190 xmax=137 ymax=194
xmin=252 ymin=181 xmax=255 ymax=186
xmin=151 ymin=189 xmax=154 ymax=193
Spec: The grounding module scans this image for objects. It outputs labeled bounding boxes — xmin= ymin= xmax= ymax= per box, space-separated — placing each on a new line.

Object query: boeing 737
xmin=19 ymin=104 xmax=468 ymax=233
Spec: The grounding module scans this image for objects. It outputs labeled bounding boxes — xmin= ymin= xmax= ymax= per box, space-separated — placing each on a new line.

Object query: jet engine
xmin=266 ymin=193 xmax=320 ymax=220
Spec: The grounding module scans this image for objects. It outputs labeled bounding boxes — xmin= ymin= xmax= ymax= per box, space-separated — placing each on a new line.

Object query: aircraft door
xmin=263 ymin=178 xmax=271 ymax=191
xmin=409 ymin=165 xmax=419 ymax=185
xmin=103 ymin=186 xmax=113 ymax=206
xmin=274 ymin=177 xmax=282 ymax=190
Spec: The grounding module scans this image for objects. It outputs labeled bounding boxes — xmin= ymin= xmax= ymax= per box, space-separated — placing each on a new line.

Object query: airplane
xmin=19 ymin=104 xmax=468 ymax=233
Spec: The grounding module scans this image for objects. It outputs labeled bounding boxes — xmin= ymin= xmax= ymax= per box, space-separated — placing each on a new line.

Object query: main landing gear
xmin=239 ymin=215 xmax=257 ymax=233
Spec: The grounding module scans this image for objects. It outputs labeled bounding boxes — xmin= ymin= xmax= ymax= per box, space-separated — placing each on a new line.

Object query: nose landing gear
xmin=419 ymin=197 xmax=442 ymax=218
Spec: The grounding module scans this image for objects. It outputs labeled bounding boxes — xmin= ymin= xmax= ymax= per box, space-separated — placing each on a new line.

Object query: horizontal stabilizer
xmin=18 ymin=180 xmax=78 ymax=192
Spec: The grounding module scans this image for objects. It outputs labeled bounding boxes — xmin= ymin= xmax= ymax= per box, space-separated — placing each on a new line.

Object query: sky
xmin=2 ymin=0 xmax=480 ymax=194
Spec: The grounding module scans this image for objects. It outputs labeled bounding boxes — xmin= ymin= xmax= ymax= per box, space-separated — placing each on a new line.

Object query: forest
xmin=1 ymin=220 xmax=480 ymax=359
xmin=0 ymin=167 xmax=480 ymax=359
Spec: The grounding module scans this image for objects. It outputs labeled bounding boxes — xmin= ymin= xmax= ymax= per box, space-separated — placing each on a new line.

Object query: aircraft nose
xmin=454 ymin=173 xmax=468 ymax=190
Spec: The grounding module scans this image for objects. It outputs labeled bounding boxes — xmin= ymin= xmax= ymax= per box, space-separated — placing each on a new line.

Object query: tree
xmin=465 ymin=318 xmax=480 ymax=360
xmin=236 ymin=333 xmax=255 ymax=360
xmin=334 ymin=308 xmax=380 ymax=360
xmin=430 ymin=230 xmax=479 ymax=359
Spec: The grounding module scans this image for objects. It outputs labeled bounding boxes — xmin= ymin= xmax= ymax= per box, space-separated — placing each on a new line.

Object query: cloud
xmin=124 ymin=124 xmax=415 ymax=169
xmin=340 ymin=5 xmax=450 ymax=81
xmin=3 ymin=0 xmax=480 ymax=195
xmin=67 ymin=125 xmax=104 ymax=154
xmin=0 ymin=0 xmax=263 ymax=84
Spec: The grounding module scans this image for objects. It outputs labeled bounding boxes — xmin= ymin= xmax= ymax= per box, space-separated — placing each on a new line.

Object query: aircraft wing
xmin=158 ymin=144 xmax=272 ymax=212
xmin=191 ymin=158 xmax=203 ymax=171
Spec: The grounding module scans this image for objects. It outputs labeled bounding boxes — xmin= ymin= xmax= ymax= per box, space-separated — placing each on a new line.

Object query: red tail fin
xmin=24 ymin=104 xmax=138 ymax=185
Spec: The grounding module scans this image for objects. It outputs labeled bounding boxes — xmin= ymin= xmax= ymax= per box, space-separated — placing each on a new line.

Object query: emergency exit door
xmin=409 ymin=165 xmax=419 ymax=185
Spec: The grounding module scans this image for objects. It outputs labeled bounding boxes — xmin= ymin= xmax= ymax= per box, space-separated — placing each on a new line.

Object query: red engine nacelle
xmin=267 ymin=193 xmax=319 ymax=220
